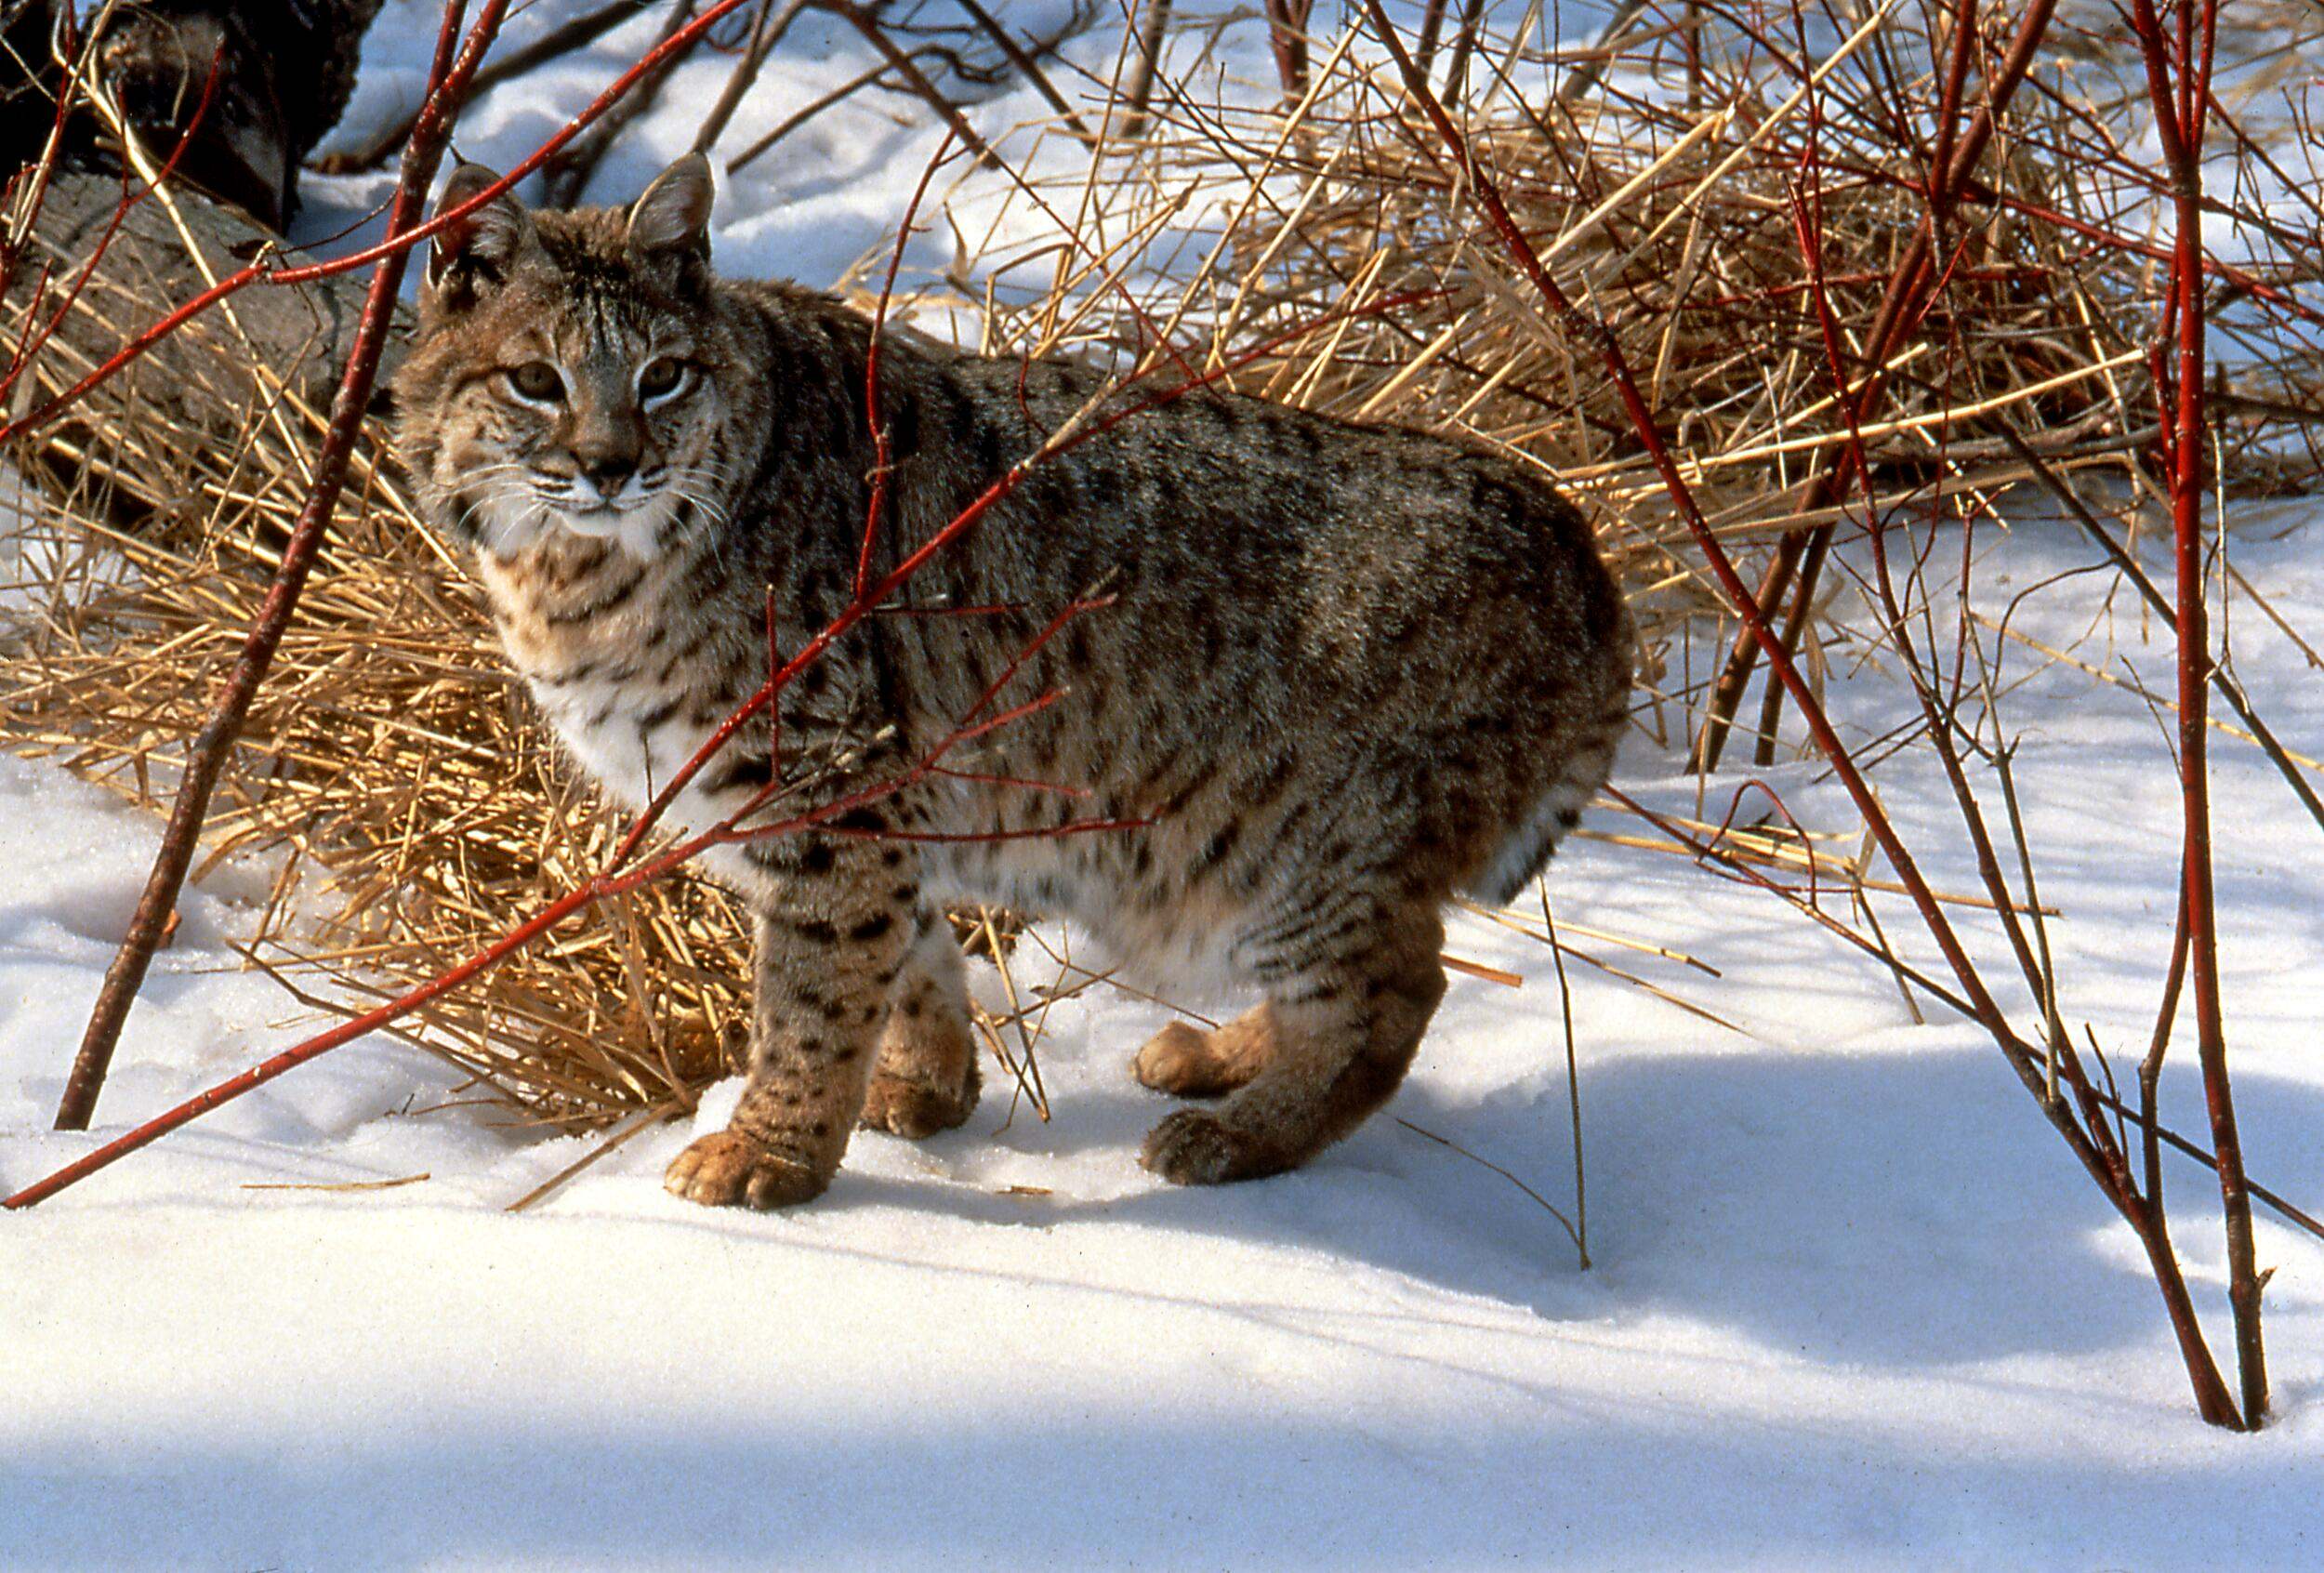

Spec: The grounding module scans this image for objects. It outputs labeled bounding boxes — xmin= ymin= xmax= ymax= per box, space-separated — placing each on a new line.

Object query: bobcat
xmin=390 ymin=153 xmax=1632 ymax=1209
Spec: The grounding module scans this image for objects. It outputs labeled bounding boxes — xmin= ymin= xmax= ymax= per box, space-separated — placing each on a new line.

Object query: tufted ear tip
xmin=427 ymin=163 xmax=534 ymax=292
xmin=626 ymin=152 xmax=715 ymax=257
xmin=438 ymin=161 xmax=503 ymax=209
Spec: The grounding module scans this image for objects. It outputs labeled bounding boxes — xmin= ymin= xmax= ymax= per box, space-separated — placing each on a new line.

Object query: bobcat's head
xmin=391 ymin=154 xmax=744 ymax=562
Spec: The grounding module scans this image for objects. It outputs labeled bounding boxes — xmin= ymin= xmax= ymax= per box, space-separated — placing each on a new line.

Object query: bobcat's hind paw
xmin=664 ymin=1130 xmax=828 ymax=1209
xmin=859 ymin=1069 xmax=976 ymax=1140
xmin=1139 ymin=1109 xmax=1287 ymax=1186
xmin=1132 ymin=1022 xmax=1234 ymax=1098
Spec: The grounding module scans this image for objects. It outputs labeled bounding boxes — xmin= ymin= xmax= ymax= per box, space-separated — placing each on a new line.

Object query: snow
xmin=7 ymin=5 xmax=2324 ymax=1568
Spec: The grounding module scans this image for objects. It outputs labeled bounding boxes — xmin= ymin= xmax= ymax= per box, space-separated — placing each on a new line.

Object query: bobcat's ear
xmin=626 ymin=152 xmax=715 ymax=258
xmin=426 ymin=164 xmax=535 ymax=297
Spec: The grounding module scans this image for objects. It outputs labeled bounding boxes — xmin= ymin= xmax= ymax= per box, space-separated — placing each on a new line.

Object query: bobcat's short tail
xmin=1465 ymin=701 xmax=1626 ymax=908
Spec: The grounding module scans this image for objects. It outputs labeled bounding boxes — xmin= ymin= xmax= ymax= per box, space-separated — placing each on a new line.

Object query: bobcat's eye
xmin=507 ymin=361 xmax=564 ymax=403
xmin=639 ymin=356 xmax=687 ymax=401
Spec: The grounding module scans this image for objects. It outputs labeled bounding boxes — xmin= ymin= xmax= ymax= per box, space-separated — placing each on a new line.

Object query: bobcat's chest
xmin=532 ymin=668 xmax=716 ymax=813
xmin=476 ymin=547 xmax=734 ymax=830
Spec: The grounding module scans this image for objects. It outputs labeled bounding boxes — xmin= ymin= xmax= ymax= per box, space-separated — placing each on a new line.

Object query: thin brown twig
xmin=692 ymin=0 xmax=811 ymax=155
xmin=314 ymin=0 xmax=657 ymax=174
xmin=957 ymin=0 xmax=1092 ymax=139
xmin=726 ymin=46 xmax=939 ymax=174
xmin=544 ymin=0 xmax=703 ymax=206
xmin=1116 ymin=0 xmax=1172 ymax=142
xmin=1539 ymin=883 xmax=1587 ymax=1269
xmin=820 ymin=0 xmax=997 ymax=165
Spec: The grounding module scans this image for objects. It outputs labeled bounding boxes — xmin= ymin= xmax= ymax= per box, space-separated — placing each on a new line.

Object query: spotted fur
xmin=391 ymin=154 xmax=1633 ymax=1209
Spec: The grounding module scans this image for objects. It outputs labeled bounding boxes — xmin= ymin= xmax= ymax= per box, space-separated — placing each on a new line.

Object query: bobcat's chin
xmin=548 ymin=516 xmax=621 ymax=549
xmin=553 ymin=502 xmax=670 ymax=560
xmin=481 ymin=492 xmax=679 ymax=562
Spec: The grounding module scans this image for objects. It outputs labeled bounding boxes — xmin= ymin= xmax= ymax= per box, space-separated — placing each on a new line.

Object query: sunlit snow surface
xmin=6 ymin=4 xmax=2323 ymax=1567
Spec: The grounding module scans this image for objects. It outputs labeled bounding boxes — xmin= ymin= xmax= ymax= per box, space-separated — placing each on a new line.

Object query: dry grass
xmin=932 ymin=0 xmax=2322 ymax=742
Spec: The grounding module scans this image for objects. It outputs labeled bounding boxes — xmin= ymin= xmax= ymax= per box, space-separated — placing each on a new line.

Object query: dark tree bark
xmin=3 ymin=0 xmax=385 ymax=231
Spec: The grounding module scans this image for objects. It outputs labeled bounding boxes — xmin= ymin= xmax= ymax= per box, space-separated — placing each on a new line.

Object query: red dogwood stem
xmin=51 ymin=0 xmax=505 ymax=1131
xmin=2129 ymin=0 xmax=2266 ymax=1427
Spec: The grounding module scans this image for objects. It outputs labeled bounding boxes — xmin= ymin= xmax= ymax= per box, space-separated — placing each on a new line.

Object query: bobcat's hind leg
xmin=861 ymin=902 xmax=981 ymax=1139
xmin=1141 ymin=905 xmax=1445 ymax=1185
xmin=1132 ymin=1003 xmax=1280 ymax=1099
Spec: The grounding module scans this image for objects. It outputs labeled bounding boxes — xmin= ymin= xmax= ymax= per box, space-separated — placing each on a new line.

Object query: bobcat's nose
xmin=581 ymin=456 xmax=637 ymax=501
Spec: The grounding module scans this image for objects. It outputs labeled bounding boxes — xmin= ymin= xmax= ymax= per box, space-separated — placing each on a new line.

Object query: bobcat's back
xmin=840 ymin=334 xmax=1631 ymax=960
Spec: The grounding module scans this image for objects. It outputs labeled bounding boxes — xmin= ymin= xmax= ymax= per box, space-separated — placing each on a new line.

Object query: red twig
xmin=1360 ymin=0 xmax=2000 ymax=1030
xmin=928 ymin=765 xmax=1093 ymax=798
xmin=0 ymin=0 xmax=92 ymax=284
xmin=1786 ymin=126 xmax=2245 ymax=1427
xmin=314 ymin=0 xmax=657 ymax=174
xmin=1927 ymin=0 xmax=1981 ymax=233
xmin=2130 ymin=0 xmax=2267 ymax=1428
xmin=51 ymin=0 xmax=507 ymax=1132
xmin=857 ymin=136 xmax=963 ymax=601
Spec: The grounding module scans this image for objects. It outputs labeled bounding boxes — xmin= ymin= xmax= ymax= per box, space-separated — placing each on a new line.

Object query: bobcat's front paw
xmin=1139 ymin=1109 xmax=1286 ymax=1186
xmin=859 ymin=1069 xmax=976 ymax=1139
xmin=664 ymin=1130 xmax=829 ymax=1209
